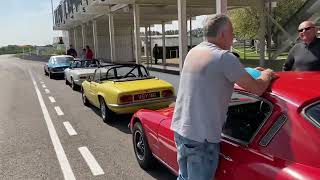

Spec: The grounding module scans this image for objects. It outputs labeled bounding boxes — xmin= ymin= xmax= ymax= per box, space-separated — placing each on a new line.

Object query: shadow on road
xmin=17 ymin=54 xmax=50 ymax=63
xmin=88 ymin=105 xmax=132 ymax=134
xmin=145 ymin=163 xmax=177 ymax=180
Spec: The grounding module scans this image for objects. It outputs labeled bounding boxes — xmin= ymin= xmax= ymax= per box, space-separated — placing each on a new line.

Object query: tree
xmin=228 ymin=0 xmax=306 ymax=40
xmin=274 ymin=0 xmax=306 ymax=26
xmin=228 ymin=8 xmax=260 ymax=39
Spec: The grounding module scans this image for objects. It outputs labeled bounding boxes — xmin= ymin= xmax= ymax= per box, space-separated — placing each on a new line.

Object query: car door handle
xmin=220 ymin=153 xmax=233 ymax=162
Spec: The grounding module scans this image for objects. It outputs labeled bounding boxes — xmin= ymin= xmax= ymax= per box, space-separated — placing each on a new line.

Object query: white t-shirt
xmin=171 ymin=41 xmax=247 ymax=143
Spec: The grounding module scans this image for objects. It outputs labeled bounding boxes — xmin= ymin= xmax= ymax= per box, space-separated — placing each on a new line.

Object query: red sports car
xmin=130 ymin=72 xmax=320 ymax=180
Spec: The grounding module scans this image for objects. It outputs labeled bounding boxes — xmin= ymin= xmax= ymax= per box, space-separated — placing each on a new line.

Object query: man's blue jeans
xmin=174 ymin=132 xmax=220 ymax=180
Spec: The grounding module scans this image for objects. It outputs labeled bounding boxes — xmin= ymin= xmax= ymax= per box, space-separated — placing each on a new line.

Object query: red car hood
xmin=236 ymin=71 xmax=320 ymax=108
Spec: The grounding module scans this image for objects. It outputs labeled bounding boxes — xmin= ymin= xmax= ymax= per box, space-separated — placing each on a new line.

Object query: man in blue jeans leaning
xmin=171 ymin=14 xmax=275 ymax=180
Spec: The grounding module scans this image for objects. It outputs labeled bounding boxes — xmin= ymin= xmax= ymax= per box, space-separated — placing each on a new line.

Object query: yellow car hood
xmin=106 ymin=78 xmax=173 ymax=92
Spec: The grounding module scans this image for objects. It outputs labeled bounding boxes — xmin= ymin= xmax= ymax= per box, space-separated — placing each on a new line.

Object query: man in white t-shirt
xmin=171 ymin=14 xmax=275 ymax=180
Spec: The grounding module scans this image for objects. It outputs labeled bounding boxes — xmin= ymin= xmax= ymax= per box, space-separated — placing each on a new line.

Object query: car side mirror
xmin=87 ymin=76 xmax=92 ymax=82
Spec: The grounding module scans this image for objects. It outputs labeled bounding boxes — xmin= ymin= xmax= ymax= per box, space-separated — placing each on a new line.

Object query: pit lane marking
xmin=45 ymin=89 xmax=50 ymax=94
xmin=42 ymin=84 xmax=47 ymax=88
xmin=79 ymin=146 xmax=105 ymax=176
xmin=49 ymin=96 xmax=56 ymax=103
xmin=63 ymin=122 xmax=77 ymax=136
xmin=29 ymin=70 xmax=76 ymax=180
xmin=54 ymin=106 xmax=64 ymax=116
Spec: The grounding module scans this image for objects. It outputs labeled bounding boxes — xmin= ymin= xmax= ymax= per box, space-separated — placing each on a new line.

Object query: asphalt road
xmin=0 ymin=54 xmax=178 ymax=180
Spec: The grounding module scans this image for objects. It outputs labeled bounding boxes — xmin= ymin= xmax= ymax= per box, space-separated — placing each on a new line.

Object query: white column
xmin=258 ymin=1 xmax=266 ymax=66
xmin=67 ymin=30 xmax=73 ymax=50
xmin=144 ymin=27 xmax=148 ymax=57
xmin=92 ymin=20 xmax=99 ymax=58
xmin=133 ymin=4 xmax=141 ymax=64
xmin=162 ymin=22 xmax=166 ymax=66
xmin=81 ymin=24 xmax=87 ymax=48
xmin=178 ymin=0 xmax=188 ymax=71
xmin=189 ymin=17 xmax=192 ymax=47
xmin=109 ymin=14 xmax=116 ymax=63
xmin=216 ymin=0 xmax=227 ymax=14
xmin=148 ymin=25 xmax=152 ymax=66
xmin=74 ymin=28 xmax=77 ymax=51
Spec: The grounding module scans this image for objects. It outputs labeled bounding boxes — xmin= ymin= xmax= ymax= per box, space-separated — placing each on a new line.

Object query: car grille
xmin=52 ymin=67 xmax=67 ymax=72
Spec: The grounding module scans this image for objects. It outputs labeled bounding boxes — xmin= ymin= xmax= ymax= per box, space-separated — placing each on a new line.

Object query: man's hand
xmin=260 ymin=69 xmax=278 ymax=81
xmin=255 ymin=67 xmax=265 ymax=71
xmin=169 ymin=102 xmax=175 ymax=108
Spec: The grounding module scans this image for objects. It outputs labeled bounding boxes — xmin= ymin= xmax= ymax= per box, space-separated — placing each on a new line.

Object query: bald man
xmin=283 ymin=21 xmax=320 ymax=71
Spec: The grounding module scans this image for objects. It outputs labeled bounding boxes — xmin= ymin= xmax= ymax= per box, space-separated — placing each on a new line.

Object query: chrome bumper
xmin=73 ymin=79 xmax=85 ymax=85
xmin=108 ymin=97 xmax=176 ymax=108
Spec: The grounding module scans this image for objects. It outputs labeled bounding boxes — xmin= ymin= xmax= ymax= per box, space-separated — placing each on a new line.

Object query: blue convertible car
xmin=44 ymin=55 xmax=73 ymax=79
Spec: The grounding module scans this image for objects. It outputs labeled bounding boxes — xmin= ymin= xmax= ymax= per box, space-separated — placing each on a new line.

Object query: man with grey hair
xmin=171 ymin=14 xmax=275 ymax=180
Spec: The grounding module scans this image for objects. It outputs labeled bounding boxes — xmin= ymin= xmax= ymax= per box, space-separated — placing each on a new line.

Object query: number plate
xmin=134 ymin=92 xmax=160 ymax=101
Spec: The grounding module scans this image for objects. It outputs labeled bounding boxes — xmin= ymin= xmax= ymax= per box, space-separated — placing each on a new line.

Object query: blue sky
xmin=0 ymin=0 xmax=61 ymax=47
xmin=0 ymin=0 xmax=205 ymax=47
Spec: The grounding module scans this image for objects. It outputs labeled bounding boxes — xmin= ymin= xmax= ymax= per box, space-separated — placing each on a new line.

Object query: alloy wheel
xmin=135 ymin=131 xmax=145 ymax=160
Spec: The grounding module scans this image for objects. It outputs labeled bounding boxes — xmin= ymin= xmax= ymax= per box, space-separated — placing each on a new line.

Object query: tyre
xmin=132 ymin=122 xmax=156 ymax=169
xmin=49 ymin=72 xmax=54 ymax=79
xmin=71 ymin=78 xmax=77 ymax=90
xmin=99 ymin=97 xmax=115 ymax=123
xmin=81 ymin=88 xmax=90 ymax=106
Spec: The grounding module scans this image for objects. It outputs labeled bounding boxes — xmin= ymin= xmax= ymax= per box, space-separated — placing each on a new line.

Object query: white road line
xmin=78 ymin=147 xmax=105 ymax=176
xmin=48 ymin=96 xmax=56 ymax=103
xmin=45 ymin=89 xmax=50 ymax=94
xmin=54 ymin=106 xmax=64 ymax=116
xmin=63 ymin=122 xmax=77 ymax=136
xmin=40 ymin=81 xmax=44 ymax=84
xmin=28 ymin=70 xmax=76 ymax=180
xmin=42 ymin=84 xmax=47 ymax=88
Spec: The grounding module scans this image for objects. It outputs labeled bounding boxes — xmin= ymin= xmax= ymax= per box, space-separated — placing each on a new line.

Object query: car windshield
xmin=305 ymin=102 xmax=320 ymax=128
xmin=101 ymin=65 xmax=150 ymax=81
xmin=53 ymin=57 xmax=72 ymax=64
xmin=71 ymin=60 xmax=98 ymax=68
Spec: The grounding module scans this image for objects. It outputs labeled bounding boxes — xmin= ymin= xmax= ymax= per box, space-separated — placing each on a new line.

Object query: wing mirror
xmin=87 ymin=76 xmax=92 ymax=82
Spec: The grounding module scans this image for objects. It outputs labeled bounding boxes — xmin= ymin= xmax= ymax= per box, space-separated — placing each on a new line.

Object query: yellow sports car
xmin=81 ymin=64 xmax=175 ymax=123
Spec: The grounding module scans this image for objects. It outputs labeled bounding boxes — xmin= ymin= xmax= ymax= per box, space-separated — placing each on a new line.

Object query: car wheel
xmin=132 ymin=122 xmax=156 ymax=169
xmin=81 ymin=88 xmax=89 ymax=106
xmin=99 ymin=97 xmax=115 ymax=123
xmin=65 ymin=77 xmax=69 ymax=85
xmin=71 ymin=78 xmax=77 ymax=90
xmin=49 ymin=72 xmax=54 ymax=79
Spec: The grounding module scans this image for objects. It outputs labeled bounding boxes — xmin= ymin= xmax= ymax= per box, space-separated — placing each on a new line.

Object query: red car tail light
xmin=162 ymin=90 xmax=173 ymax=98
xmin=119 ymin=95 xmax=133 ymax=104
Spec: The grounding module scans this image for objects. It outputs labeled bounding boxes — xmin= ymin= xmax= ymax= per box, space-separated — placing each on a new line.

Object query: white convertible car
xmin=64 ymin=60 xmax=100 ymax=90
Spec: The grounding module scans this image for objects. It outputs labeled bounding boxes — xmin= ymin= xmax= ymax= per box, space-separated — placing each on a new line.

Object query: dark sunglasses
xmin=298 ymin=26 xmax=315 ymax=32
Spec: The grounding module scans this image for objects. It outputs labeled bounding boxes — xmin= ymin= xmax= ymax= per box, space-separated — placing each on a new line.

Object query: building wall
xmin=114 ymin=26 xmax=134 ymax=62
xmin=74 ymin=26 xmax=83 ymax=56
xmin=96 ymin=20 xmax=111 ymax=60
xmin=84 ymin=23 xmax=94 ymax=54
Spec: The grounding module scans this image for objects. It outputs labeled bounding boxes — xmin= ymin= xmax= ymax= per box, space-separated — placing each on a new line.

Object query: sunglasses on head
xmin=298 ymin=26 xmax=315 ymax=32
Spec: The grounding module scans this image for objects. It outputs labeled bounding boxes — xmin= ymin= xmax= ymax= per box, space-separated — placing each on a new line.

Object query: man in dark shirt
xmin=66 ymin=45 xmax=77 ymax=58
xmin=152 ymin=44 xmax=160 ymax=64
xmin=283 ymin=21 xmax=320 ymax=71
